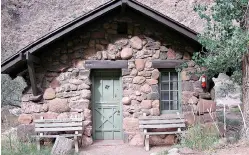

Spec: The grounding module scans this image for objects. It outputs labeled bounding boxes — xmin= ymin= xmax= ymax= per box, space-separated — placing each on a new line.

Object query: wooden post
xmin=27 ymin=59 xmax=38 ymax=96
xmin=27 ymin=52 xmax=40 ymax=96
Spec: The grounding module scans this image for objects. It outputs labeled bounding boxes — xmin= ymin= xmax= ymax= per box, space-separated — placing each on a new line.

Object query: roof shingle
xmin=1 ymin=0 xmax=210 ymax=62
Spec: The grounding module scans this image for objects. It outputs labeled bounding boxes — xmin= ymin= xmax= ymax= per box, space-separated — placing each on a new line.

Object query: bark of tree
xmin=242 ymin=53 xmax=249 ymax=138
xmin=242 ymin=1 xmax=249 ymax=138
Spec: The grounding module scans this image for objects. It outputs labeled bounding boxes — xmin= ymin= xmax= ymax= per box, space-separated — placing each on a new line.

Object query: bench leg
xmin=74 ymin=135 xmax=79 ymax=153
xmin=36 ymin=137 xmax=40 ymax=151
xmin=143 ymin=134 xmax=145 ymax=146
xmin=145 ymin=135 xmax=150 ymax=151
xmin=143 ymin=129 xmax=147 ymax=146
xmin=79 ymin=136 xmax=82 ymax=147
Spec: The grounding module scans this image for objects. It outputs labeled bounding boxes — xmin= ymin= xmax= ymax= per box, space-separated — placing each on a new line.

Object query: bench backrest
xmin=34 ymin=118 xmax=83 ymax=133
xmin=139 ymin=114 xmax=186 ymax=129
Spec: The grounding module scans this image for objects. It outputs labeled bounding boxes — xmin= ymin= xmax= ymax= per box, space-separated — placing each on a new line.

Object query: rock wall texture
xmin=1 ymin=0 xmax=212 ymax=62
xmin=17 ymin=11 xmax=216 ymax=146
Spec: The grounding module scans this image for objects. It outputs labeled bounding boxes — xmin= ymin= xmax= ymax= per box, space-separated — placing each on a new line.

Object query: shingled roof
xmin=1 ymin=0 xmax=208 ymax=74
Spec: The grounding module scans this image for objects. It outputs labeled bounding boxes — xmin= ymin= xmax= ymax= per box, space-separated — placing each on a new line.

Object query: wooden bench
xmin=139 ymin=113 xmax=186 ymax=151
xmin=33 ymin=117 xmax=84 ymax=153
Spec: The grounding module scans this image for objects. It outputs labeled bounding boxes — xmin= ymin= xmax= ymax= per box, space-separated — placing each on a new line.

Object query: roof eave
xmin=1 ymin=0 xmax=199 ymax=74
xmin=1 ymin=0 xmax=122 ymax=73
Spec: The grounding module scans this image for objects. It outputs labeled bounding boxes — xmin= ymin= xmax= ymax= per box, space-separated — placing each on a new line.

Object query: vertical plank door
xmin=93 ymin=71 xmax=122 ymax=140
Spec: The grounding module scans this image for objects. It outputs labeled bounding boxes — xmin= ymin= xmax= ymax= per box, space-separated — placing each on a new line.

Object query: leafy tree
xmin=1 ymin=74 xmax=27 ymax=107
xmin=193 ymin=0 xmax=249 ymax=84
xmin=193 ymin=0 xmax=249 ymax=139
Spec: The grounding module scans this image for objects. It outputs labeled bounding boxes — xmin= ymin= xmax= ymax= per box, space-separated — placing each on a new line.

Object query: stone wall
xmin=18 ymin=11 xmax=215 ymax=146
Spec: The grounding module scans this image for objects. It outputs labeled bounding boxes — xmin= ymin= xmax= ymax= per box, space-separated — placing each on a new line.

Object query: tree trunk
xmin=246 ymin=2 xmax=249 ymax=33
xmin=242 ymin=53 xmax=249 ymax=138
xmin=242 ymin=1 xmax=249 ymax=138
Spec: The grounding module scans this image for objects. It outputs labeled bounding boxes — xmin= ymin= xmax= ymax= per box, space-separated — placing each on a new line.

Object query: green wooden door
xmin=92 ymin=70 xmax=122 ymax=140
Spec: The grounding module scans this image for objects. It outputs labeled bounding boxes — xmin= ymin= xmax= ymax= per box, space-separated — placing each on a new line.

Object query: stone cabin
xmin=1 ymin=0 xmax=216 ymax=147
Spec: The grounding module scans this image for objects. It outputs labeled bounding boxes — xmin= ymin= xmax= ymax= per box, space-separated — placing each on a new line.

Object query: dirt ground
xmin=80 ymin=140 xmax=249 ymax=155
xmin=80 ymin=140 xmax=171 ymax=155
xmin=213 ymin=145 xmax=249 ymax=155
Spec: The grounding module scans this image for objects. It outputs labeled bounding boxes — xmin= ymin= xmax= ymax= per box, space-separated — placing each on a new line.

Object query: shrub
xmin=1 ymin=132 xmax=79 ymax=155
xmin=1 ymin=134 xmax=51 ymax=155
xmin=180 ymin=124 xmax=219 ymax=150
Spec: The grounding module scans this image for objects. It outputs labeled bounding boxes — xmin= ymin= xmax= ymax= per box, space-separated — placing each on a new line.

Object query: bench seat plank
xmin=139 ymin=114 xmax=184 ymax=120
xmin=34 ymin=118 xmax=82 ymax=123
xmin=139 ymin=123 xmax=185 ymax=129
xmin=35 ymin=122 xmax=82 ymax=127
xmin=142 ymin=131 xmax=185 ymax=135
xmin=36 ymin=127 xmax=83 ymax=132
xmin=139 ymin=119 xmax=185 ymax=124
xmin=32 ymin=134 xmax=82 ymax=138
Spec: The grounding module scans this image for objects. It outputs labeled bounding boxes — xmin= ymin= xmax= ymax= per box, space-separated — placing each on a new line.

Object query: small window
xmin=117 ymin=22 xmax=127 ymax=34
xmin=160 ymin=70 xmax=181 ymax=113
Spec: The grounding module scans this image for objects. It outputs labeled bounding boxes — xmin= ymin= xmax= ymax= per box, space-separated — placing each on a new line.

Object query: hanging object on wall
xmin=201 ymin=75 xmax=207 ymax=88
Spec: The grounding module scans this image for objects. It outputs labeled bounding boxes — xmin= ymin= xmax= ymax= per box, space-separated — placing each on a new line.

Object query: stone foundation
xmin=18 ymin=11 xmax=214 ymax=146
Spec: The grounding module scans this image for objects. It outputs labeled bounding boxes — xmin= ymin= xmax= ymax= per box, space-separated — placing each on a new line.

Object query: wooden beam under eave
xmin=152 ymin=60 xmax=187 ymax=68
xmin=27 ymin=53 xmax=38 ymax=96
xmin=85 ymin=60 xmax=128 ymax=69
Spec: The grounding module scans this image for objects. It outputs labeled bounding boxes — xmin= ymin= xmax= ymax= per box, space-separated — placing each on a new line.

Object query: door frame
xmin=91 ymin=69 xmax=123 ymax=140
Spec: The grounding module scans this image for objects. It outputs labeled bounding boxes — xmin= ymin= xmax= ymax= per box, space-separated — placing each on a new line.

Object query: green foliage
xmin=155 ymin=150 xmax=168 ymax=155
xmin=1 ymin=134 xmax=51 ymax=155
xmin=181 ymin=124 xmax=219 ymax=150
xmin=193 ymin=0 xmax=249 ymax=84
xmin=1 ymin=74 xmax=27 ymax=107
xmin=1 ymin=133 xmax=78 ymax=155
